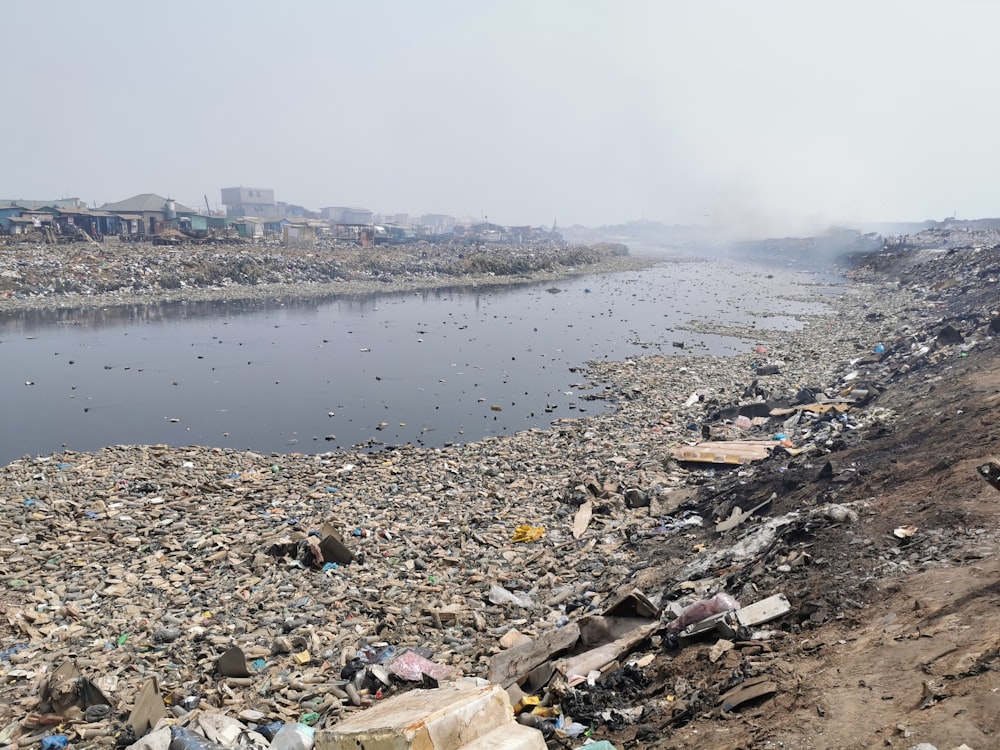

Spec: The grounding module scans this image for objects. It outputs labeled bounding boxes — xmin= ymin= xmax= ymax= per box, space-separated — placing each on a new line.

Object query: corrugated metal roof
xmin=10 ymin=214 xmax=54 ymax=223
xmin=0 ymin=199 xmax=80 ymax=210
xmin=98 ymin=194 xmax=194 ymax=214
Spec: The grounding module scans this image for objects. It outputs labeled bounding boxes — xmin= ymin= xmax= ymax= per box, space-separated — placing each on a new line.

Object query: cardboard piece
xmin=555 ymin=620 xmax=660 ymax=683
xmin=649 ymin=487 xmax=699 ymax=517
xmin=79 ymin=678 xmax=112 ymax=711
xmin=128 ymin=677 xmax=167 ymax=736
xmin=39 ymin=661 xmax=82 ymax=714
xmin=715 ymin=506 xmax=750 ymax=533
xmin=319 ymin=523 xmax=355 ymax=565
xmin=689 ymin=593 xmax=791 ymax=639
xmin=572 ymin=500 xmax=593 ymax=540
xmin=671 ymin=441 xmax=776 ymax=465
xmin=602 ymin=589 xmax=659 ymax=620
xmin=715 ymin=494 xmax=774 ymax=533
xmin=554 ymin=589 xmax=662 ymax=685
xmin=318 ymin=682 xmax=542 ymax=750
xmin=217 ymin=646 xmax=251 ymax=678
xmin=488 ymin=623 xmax=581 ymax=687
xmin=523 ymin=662 xmax=555 ymax=694
xmin=194 ymin=712 xmax=247 ymax=746
xmin=769 ymin=403 xmax=850 ymax=416
xmin=677 ymin=612 xmax=735 ymax=642
xmin=488 ymin=589 xmax=662 ymax=690
xmin=719 ymin=676 xmax=778 ymax=712
xmin=735 ymin=593 xmax=792 ymax=629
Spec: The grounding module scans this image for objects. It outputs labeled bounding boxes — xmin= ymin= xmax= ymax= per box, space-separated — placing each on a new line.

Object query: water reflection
xmin=1 ymin=279 xmax=537 ymax=333
xmin=0 ymin=260 xmax=837 ymax=464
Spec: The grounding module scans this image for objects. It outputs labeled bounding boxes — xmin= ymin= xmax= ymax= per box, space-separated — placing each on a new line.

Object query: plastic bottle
xmin=269 ymin=722 xmax=315 ymax=750
xmin=168 ymin=727 xmax=228 ymax=750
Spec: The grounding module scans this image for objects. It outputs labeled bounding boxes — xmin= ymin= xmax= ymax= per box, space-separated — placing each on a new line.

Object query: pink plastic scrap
xmin=388 ymin=649 xmax=461 ymax=682
xmin=667 ymin=592 xmax=741 ymax=634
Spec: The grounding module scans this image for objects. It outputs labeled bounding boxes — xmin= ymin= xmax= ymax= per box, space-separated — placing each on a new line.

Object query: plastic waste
xmin=168 ymin=726 xmax=229 ymax=750
xmin=85 ymin=703 xmax=112 ymax=722
xmin=667 ymin=592 xmax=741 ymax=634
xmin=40 ymin=737 xmax=68 ymax=750
xmin=257 ymin=722 xmax=284 ymax=741
xmin=268 ymin=722 xmax=315 ymax=750
xmin=511 ymin=524 xmax=545 ymax=543
xmin=488 ymin=583 xmax=533 ymax=607
xmin=823 ymin=504 xmax=858 ymax=523
xmin=514 ymin=713 xmax=555 ymax=738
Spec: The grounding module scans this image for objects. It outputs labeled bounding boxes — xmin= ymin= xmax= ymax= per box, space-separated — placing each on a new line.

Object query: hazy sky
xmin=4 ymin=1 xmax=998 ymax=233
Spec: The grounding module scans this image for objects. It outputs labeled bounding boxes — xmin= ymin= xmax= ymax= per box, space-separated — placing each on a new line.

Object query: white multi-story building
xmin=221 ymin=187 xmax=277 ymax=218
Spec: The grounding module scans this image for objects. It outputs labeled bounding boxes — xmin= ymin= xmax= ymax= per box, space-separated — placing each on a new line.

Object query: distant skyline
xmin=4 ymin=1 xmax=999 ymax=237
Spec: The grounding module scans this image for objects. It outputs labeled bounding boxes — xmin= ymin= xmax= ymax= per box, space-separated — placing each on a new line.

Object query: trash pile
xmin=1 ymin=237 xmax=997 ymax=749
xmin=0 ymin=242 xmax=642 ymax=312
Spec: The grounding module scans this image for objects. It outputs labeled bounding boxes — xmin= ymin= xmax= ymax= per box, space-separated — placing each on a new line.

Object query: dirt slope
xmin=594 ymin=243 xmax=1000 ymax=750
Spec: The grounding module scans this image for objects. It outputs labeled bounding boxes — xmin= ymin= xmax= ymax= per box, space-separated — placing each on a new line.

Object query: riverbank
xmin=0 ymin=240 xmax=658 ymax=315
xmin=0 ymin=239 xmax=998 ymax=749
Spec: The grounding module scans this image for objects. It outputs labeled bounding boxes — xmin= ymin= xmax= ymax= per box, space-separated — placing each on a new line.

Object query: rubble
xmin=1 ymin=236 xmax=998 ymax=748
xmin=0 ymin=241 xmax=652 ymax=315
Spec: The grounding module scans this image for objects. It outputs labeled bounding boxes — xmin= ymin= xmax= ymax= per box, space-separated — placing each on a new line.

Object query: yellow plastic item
xmin=511 ymin=525 xmax=545 ymax=543
xmin=513 ymin=696 xmax=540 ymax=713
xmin=530 ymin=705 xmax=558 ymax=718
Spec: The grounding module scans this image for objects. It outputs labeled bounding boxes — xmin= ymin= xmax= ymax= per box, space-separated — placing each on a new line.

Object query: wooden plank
xmin=736 ymin=593 xmax=791 ymax=628
xmin=554 ymin=621 xmax=659 ymax=681
xmin=488 ymin=623 xmax=580 ymax=687
xmin=719 ymin=677 xmax=778 ymax=712
xmin=671 ymin=441 xmax=775 ymax=465
xmin=769 ymin=403 xmax=850 ymax=416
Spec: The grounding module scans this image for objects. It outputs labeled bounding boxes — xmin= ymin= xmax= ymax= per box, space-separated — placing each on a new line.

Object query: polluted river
xmin=12 ymin=237 xmax=997 ymax=750
xmin=0 ymin=257 xmax=836 ymax=466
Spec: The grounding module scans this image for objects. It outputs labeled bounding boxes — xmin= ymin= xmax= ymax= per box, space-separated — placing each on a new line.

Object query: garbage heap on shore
xmin=1 ymin=238 xmax=997 ymax=750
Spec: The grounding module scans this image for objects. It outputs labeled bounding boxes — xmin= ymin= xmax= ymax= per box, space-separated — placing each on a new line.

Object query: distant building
xmin=418 ymin=214 xmax=455 ymax=233
xmin=0 ymin=204 xmax=26 ymax=232
xmin=0 ymin=198 xmax=84 ymax=211
xmin=282 ymin=218 xmax=324 ymax=248
xmin=221 ymin=187 xmax=277 ymax=218
xmin=50 ymin=206 xmax=118 ymax=239
xmin=98 ymin=194 xmax=193 ymax=235
xmin=321 ymin=206 xmax=373 ymax=224
xmin=276 ymin=201 xmax=314 ymax=219
xmin=232 ymin=217 xmax=265 ymax=239
xmin=7 ymin=210 xmax=55 ymax=235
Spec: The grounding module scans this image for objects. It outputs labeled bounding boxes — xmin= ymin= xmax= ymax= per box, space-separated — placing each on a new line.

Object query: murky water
xmin=0 ymin=258 xmax=839 ymax=464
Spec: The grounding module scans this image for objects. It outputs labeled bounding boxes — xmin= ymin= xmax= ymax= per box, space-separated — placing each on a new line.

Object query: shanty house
xmin=0 ymin=204 xmax=26 ymax=233
xmin=98 ymin=194 xmax=194 ymax=235
xmin=321 ymin=207 xmax=372 ymax=225
xmin=232 ymin=217 xmax=265 ymax=239
xmin=8 ymin=210 xmax=56 ymax=235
